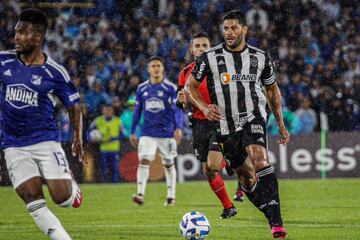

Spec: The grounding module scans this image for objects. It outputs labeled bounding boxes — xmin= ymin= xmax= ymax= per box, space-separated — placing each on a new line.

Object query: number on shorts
xmin=54 ymin=152 xmax=67 ymax=167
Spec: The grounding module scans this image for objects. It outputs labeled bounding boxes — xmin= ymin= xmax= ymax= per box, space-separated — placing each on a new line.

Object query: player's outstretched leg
xmin=237 ymin=156 xmax=286 ymax=238
xmin=47 ymin=177 xmax=83 ymax=209
xmin=206 ymin=152 xmax=237 ymax=219
xmin=133 ymin=160 xmax=150 ymax=205
xmin=17 ymin=177 xmax=72 ymax=240
xmin=163 ymin=164 xmax=176 ymax=206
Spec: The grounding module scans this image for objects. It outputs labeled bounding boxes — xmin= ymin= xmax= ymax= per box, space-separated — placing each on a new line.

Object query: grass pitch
xmin=1 ymin=179 xmax=360 ymax=239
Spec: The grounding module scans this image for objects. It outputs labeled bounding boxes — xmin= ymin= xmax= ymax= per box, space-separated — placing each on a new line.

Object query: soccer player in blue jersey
xmin=130 ymin=56 xmax=184 ymax=206
xmin=0 ymin=9 xmax=85 ymax=240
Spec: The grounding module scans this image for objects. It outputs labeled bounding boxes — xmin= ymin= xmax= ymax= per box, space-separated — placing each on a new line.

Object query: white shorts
xmin=4 ymin=141 xmax=72 ymax=189
xmin=137 ymin=136 xmax=177 ymax=165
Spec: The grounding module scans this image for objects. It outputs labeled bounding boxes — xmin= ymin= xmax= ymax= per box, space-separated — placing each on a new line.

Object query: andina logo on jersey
xmin=5 ymin=84 xmax=38 ymax=109
xmin=145 ymin=97 xmax=165 ymax=113
xmin=220 ymin=72 xmax=257 ymax=84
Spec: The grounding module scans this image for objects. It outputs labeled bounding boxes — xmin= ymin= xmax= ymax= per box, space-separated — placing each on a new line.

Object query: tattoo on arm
xmin=267 ymin=84 xmax=284 ymax=124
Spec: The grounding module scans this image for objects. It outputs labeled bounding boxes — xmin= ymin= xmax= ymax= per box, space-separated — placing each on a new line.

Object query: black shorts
xmin=217 ymin=117 xmax=267 ymax=169
xmin=192 ymin=119 xmax=220 ymax=162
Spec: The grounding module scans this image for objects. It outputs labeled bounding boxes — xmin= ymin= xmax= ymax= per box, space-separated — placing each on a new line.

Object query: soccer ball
xmin=179 ymin=211 xmax=210 ymax=240
xmin=89 ymin=129 xmax=102 ymax=142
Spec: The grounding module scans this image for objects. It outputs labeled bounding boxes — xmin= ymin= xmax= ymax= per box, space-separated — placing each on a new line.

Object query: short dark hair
xmin=19 ymin=8 xmax=48 ymax=29
xmin=148 ymin=56 xmax=164 ymax=66
xmin=222 ymin=10 xmax=247 ymax=26
xmin=191 ymin=32 xmax=209 ymax=40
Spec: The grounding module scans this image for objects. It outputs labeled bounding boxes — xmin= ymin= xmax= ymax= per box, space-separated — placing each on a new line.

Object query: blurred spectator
xmin=120 ymin=95 xmax=143 ymax=139
xmin=84 ymin=80 xmax=112 ymax=117
xmin=295 ymin=97 xmax=317 ymax=134
xmin=268 ymin=101 xmax=301 ymax=136
xmin=0 ymin=1 xmax=358 ymax=135
xmin=246 ymin=2 xmax=268 ymax=33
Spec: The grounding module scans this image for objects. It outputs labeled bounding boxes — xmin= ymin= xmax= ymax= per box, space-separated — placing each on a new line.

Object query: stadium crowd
xmin=0 ymin=0 xmax=359 ymax=137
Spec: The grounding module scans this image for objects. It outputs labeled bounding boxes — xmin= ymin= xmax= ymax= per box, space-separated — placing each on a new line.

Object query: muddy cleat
xmin=271 ymin=225 xmax=287 ymax=239
xmin=233 ymin=188 xmax=245 ymax=202
xmin=132 ymin=194 xmax=145 ymax=206
xmin=163 ymin=198 xmax=176 ymax=206
xmin=219 ymin=205 xmax=237 ymax=219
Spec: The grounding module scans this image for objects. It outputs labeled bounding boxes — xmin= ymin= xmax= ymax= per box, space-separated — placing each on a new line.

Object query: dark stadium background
xmin=0 ymin=0 xmax=359 ymax=185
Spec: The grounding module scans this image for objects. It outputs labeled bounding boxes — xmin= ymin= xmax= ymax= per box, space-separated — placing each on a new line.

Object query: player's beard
xmin=226 ymin=33 xmax=244 ymax=50
xmin=15 ymin=42 xmax=37 ymax=56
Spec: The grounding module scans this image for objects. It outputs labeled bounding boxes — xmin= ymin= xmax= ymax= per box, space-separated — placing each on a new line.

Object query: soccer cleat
xmin=132 ymin=194 xmax=145 ymax=206
xmin=72 ymin=187 xmax=83 ymax=208
xmin=163 ymin=198 xmax=176 ymax=206
xmin=70 ymin=173 xmax=83 ymax=208
xmin=219 ymin=204 xmax=237 ymax=219
xmin=271 ymin=224 xmax=287 ymax=239
xmin=233 ymin=188 xmax=245 ymax=202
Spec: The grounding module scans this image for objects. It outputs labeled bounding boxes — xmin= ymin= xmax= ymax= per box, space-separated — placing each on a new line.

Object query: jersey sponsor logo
xmin=218 ymin=59 xmax=225 ymax=65
xmin=221 ymin=72 xmax=257 ymax=84
xmin=5 ymin=84 xmax=39 ymax=109
xmin=251 ymin=124 xmax=264 ymax=134
xmin=233 ymin=112 xmax=255 ymax=130
xmin=145 ymin=97 xmax=165 ymax=113
xmin=31 ymin=74 xmax=42 ymax=85
xmin=143 ymin=91 xmax=149 ymax=97
xmin=250 ymin=56 xmax=258 ymax=67
xmin=4 ymin=69 xmax=11 ymax=76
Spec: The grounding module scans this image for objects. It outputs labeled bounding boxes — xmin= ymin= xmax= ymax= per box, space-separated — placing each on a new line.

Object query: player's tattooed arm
xmin=266 ymin=83 xmax=290 ymax=145
xmin=68 ymin=104 xmax=87 ymax=164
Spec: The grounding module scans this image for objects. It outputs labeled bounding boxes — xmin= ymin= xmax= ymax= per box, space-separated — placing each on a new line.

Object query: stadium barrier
xmin=0 ymin=131 xmax=359 ymax=185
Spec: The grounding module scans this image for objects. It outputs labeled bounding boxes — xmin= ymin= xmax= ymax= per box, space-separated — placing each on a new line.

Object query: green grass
xmin=1 ymin=179 xmax=360 ymax=239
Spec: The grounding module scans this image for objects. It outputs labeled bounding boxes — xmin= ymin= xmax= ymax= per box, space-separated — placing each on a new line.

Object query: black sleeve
xmin=191 ymin=53 xmax=211 ymax=82
xmin=260 ymin=52 xmax=276 ymax=86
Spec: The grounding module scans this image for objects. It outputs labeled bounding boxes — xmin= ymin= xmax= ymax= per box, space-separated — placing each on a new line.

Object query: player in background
xmin=185 ymin=10 xmax=289 ymax=238
xmin=130 ymin=56 xmax=184 ymax=206
xmin=0 ymin=9 xmax=85 ymax=240
xmin=176 ymin=32 xmax=241 ymax=219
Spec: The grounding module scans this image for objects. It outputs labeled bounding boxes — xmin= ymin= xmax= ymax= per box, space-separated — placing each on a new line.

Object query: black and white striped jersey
xmin=191 ymin=43 xmax=275 ymax=135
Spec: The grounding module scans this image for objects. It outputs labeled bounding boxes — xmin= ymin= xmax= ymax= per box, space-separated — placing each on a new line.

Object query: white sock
xmin=164 ymin=165 xmax=177 ymax=199
xmin=137 ymin=164 xmax=150 ymax=196
xmin=27 ymin=199 xmax=72 ymax=240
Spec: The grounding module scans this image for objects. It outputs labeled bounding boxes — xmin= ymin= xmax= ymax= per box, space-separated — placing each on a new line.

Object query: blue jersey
xmin=0 ymin=51 xmax=80 ymax=148
xmin=131 ymin=79 xmax=184 ymax=138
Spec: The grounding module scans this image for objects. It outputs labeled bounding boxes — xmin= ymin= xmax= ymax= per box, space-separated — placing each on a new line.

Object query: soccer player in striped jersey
xmin=185 ymin=10 xmax=290 ymax=238
xmin=0 ymin=9 xmax=85 ymax=240
xmin=177 ymin=32 xmax=241 ymax=219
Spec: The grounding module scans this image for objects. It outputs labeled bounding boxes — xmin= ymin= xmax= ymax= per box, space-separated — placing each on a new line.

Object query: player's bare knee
xmin=52 ymin=190 xmax=72 ymax=205
xmin=239 ymin=173 xmax=256 ymax=188
xmin=164 ymin=164 xmax=174 ymax=169
xmin=19 ymin=189 xmax=43 ymax=204
xmin=140 ymin=159 xmax=150 ymax=165
xmin=207 ymin=161 xmax=220 ymax=172
xmin=205 ymin=170 xmax=216 ymax=181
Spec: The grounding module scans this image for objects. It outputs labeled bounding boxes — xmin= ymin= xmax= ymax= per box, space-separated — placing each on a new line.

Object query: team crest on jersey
xmin=157 ymin=90 xmax=164 ymax=97
xmin=250 ymin=56 xmax=258 ymax=67
xmin=145 ymin=97 xmax=165 ymax=113
xmin=31 ymin=74 xmax=42 ymax=85
xmin=220 ymin=72 xmax=257 ymax=84
xmin=5 ymin=84 xmax=39 ymax=109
